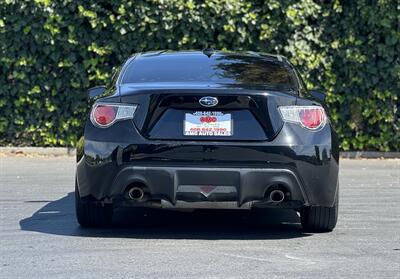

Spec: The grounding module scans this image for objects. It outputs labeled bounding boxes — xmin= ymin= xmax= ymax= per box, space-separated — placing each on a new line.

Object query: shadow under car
xmin=19 ymin=192 xmax=311 ymax=240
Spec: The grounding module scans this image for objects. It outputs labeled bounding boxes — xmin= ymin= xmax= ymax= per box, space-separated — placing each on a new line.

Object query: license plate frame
xmin=183 ymin=111 xmax=233 ymax=137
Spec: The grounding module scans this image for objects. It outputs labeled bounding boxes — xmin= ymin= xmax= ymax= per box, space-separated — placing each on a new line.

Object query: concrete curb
xmin=340 ymin=151 xmax=400 ymax=159
xmin=0 ymin=147 xmax=399 ymax=158
xmin=0 ymin=147 xmax=76 ymax=156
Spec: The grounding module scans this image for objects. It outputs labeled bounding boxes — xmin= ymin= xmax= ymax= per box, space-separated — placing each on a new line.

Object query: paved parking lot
xmin=0 ymin=156 xmax=399 ymax=278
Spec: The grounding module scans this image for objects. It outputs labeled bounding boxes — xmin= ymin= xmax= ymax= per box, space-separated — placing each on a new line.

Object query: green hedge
xmin=0 ymin=0 xmax=399 ymax=150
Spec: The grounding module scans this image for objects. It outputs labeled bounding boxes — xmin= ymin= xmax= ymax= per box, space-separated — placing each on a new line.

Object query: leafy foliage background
xmin=0 ymin=0 xmax=399 ymax=150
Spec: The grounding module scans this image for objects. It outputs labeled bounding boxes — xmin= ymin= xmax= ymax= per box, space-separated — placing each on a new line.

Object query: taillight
xmin=90 ymin=103 xmax=137 ymax=128
xmin=278 ymin=106 xmax=327 ymax=130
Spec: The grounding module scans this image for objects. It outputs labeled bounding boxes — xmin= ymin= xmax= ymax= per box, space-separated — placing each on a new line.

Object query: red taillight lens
xmin=299 ymin=107 xmax=325 ymax=129
xmin=278 ymin=106 xmax=327 ymax=130
xmin=92 ymin=105 xmax=117 ymax=127
xmin=90 ymin=103 xmax=138 ymax=128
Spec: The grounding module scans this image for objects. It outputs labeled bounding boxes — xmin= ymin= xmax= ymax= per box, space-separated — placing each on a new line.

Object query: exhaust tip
xmin=128 ymin=187 xmax=145 ymax=201
xmin=269 ymin=189 xmax=285 ymax=203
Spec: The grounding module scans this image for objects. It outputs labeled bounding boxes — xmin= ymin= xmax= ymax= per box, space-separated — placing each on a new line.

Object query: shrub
xmin=0 ymin=0 xmax=398 ymax=150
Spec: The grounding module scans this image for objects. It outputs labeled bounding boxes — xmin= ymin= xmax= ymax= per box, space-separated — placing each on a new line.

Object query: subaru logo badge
xmin=199 ymin=96 xmax=218 ymax=107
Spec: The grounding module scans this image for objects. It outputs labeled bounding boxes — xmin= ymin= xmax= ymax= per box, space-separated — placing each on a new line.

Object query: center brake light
xmin=278 ymin=106 xmax=327 ymax=130
xmin=90 ymin=103 xmax=137 ymax=128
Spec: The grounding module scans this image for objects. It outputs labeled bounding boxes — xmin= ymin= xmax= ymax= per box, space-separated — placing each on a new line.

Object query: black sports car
xmin=75 ymin=50 xmax=339 ymax=232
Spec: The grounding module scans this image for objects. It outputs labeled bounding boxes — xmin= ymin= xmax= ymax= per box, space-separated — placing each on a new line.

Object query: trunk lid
xmin=120 ymin=83 xmax=297 ymax=141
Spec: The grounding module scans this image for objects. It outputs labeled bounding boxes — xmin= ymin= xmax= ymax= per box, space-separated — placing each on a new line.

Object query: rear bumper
xmin=77 ymin=141 xmax=338 ymax=209
xmin=77 ymin=158 xmax=337 ymax=208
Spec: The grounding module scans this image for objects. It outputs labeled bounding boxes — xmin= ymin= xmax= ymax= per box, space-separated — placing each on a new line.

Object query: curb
xmin=340 ymin=151 xmax=400 ymax=159
xmin=0 ymin=147 xmax=399 ymax=158
xmin=0 ymin=147 xmax=76 ymax=156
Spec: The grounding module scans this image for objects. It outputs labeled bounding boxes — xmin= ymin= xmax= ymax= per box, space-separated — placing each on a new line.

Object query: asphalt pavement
xmin=0 ymin=156 xmax=399 ymax=278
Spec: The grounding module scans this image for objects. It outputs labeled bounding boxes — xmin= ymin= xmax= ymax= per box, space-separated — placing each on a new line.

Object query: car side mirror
xmin=87 ymin=86 xmax=107 ymax=99
xmin=309 ymin=90 xmax=326 ymax=103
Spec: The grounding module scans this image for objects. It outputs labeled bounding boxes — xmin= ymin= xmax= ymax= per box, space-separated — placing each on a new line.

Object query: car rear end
xmin=76 ymin=51 xmax=339 ymax=231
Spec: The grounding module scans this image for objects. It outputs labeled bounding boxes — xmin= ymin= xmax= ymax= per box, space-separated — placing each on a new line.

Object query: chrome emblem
xmin=199 ymin=96 xmax=218 ymax=107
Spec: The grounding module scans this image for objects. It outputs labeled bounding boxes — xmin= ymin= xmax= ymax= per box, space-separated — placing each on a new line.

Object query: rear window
xmin=121 ymin=54 xmax=296 ymax=88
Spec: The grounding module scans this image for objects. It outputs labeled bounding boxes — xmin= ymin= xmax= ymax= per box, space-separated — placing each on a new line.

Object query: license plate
xmin=184 ymin=111 xmax=232 ymax=136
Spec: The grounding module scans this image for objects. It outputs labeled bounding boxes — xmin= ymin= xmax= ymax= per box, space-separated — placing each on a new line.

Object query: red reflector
xmin=93 ymin=105 xmax=117 ymax=126
xmin=299 ymin=108 xmax=325 ymax=129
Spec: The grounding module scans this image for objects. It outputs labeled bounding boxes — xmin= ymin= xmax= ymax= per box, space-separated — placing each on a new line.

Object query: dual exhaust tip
xmin=128 ymin=185 xmax=286 ymax=203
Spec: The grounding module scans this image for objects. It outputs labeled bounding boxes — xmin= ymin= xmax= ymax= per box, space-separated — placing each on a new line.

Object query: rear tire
xmin=300 ymin=189 xmax=338 ymax=232
xmin=75 ymin=182 xmax=113 ymax=227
